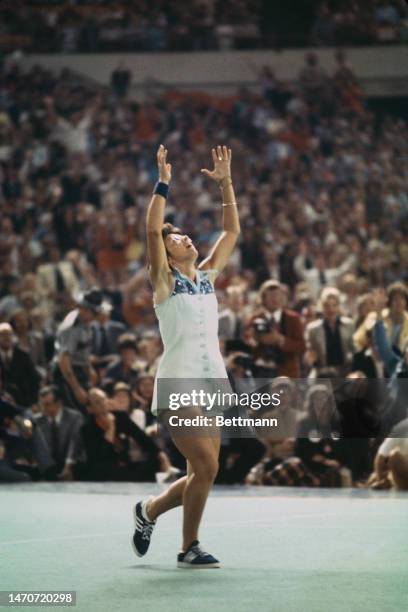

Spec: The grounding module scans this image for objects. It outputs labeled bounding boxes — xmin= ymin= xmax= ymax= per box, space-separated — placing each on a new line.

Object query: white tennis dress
xmin=151 ymin=268 xmax=230 ymax=415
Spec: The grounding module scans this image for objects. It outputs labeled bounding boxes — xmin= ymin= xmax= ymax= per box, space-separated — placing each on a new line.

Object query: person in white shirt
xmin=294 ymin=241 xmax=356 ymax=299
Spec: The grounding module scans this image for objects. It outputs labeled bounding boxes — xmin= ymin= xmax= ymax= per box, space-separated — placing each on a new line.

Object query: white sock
xmin=141 ymin=498 xmax=154 ymax=522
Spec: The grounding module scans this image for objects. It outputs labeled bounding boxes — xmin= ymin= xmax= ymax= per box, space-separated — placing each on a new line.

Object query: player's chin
xmin=188 ymin=248 xmax=198 ymax=262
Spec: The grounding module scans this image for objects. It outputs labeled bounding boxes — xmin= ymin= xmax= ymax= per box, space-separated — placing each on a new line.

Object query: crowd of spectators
xmin=0 ymin=0 xmax=407 ymax=54
xmin=0 ymin=49 xmax=407 ymax=489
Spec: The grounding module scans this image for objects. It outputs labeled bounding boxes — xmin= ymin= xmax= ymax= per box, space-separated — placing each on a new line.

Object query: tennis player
xmin=132 ymin=144 xmax=240 ymax=568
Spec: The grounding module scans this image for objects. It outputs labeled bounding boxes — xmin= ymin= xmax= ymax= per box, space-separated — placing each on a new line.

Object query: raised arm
xmin=199 ymin=146 xmax=240 ymax=273
xmin=146 ymin=145 xmax=172 ymax=288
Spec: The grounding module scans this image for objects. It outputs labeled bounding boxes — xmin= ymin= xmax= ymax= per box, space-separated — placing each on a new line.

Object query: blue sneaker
xmin=132 ymin=499 xmax=156 ymax=557
xmin=177 ymin=541 xmax=220 ymax=569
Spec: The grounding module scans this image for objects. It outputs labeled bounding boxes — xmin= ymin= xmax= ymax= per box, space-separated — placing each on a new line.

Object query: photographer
xmin=245 ymin=280 xmax=305 ymax=378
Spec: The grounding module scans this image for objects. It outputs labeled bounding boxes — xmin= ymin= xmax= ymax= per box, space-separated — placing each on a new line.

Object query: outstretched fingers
xmin=211 ymin=145 xmax=231 ymax=166
xmin=157 ymin=144 xmax=167 ymax=165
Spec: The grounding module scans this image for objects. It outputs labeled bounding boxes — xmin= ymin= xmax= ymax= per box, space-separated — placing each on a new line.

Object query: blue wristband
xmin=154 ymin=181 xmax=169 ymax=199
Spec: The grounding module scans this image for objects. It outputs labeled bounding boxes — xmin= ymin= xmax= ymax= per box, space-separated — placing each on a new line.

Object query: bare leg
xmin=146 ymin=462 xmax=192 ymax=521
xmin=145 ymin=408 xmax=220 ymax=550
xmin=173 ymin=433 xmax=220 ymax=551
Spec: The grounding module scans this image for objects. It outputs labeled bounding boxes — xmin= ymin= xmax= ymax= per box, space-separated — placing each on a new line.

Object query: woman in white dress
xmin=132 ymin=144 xmax=240 ymax=568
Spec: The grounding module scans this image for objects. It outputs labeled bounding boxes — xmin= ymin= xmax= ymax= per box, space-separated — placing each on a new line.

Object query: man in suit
xmin=91 ymin=300 xmax=126 ymax=369
xmin=246 ymin=280 xmax=305 ymax=378
xmin=305 ymin=287 xmax=354 ymax=377
xmin=81 ymin=387 xmax=162 ymax=482
xmin=32 ymin=385 xmax=84 ymax=480
xmin=0 ymin=322 xmax=41 ymax=407
xmin=218 ymin=285 xmax=246 ymax=341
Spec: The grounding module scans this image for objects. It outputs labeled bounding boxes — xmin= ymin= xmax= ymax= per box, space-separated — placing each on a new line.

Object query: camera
xmin=252 ymin=317 xmax=273 ymax=334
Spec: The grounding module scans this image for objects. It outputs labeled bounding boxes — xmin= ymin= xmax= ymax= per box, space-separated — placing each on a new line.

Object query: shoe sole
xmin=131 ymin=504 xmax=144 ymax=558
xmin=177 ymin=562 xmax=221 ymax=569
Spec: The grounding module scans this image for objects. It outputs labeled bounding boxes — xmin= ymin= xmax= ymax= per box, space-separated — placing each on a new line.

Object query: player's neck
xmin=176 ymin=262 xmax=197 ymax=282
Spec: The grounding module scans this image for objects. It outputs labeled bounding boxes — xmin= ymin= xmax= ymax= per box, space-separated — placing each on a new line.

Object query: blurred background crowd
xmin=0 ymin=39 xmax=407 ymax=490
xmin=0 ymin=0 xmax=407 ymax=54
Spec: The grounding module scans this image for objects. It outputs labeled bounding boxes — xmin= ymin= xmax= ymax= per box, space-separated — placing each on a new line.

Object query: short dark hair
xmin=39 ymin=385 xmax=61 ymax=402
xmin=162 ymin=222 xmax=182 ymax=243
xmin=387 ymin=282 xmax=408 ymax=308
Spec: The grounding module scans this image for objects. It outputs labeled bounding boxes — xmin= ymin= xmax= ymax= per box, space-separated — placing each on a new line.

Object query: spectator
xmin=91 ymin=300 xmax=126 ymax=370
xmin=0 ymin=438 xmax=31 ymax=483
xmin=294 ymin=241 xmax=356 ymax=300
xmin=246 ymin=280 xmax=305 ymax=378
xmin=9 ymin=308 xmax=47 ymax=374
xmin=218 ymin=285 xmax=246 ymax=342
xmin=81 ymin=387 xmax=164 ymax=482
xmin=0 ymin=323 xmax=40 ymax=407
xmin=32 ymin=385 xmax=84 ymax=481
xmin=305 ymin=287 xmax=354 ymax=377
xmin=354 ymin=282 xmax=408 ymax=355
xmin=104 ymin=333 xmax=140 ymax=387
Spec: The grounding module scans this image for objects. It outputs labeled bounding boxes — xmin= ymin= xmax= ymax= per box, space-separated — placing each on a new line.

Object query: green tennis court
xmin=1 ymin=483 xmax=407 ymax=612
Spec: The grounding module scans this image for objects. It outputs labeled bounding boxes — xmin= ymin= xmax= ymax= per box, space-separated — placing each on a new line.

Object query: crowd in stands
xmin=0 ymin=49 xmax=407 ymax=489
xmin=0 ymin=0 xmax=407 ymax=54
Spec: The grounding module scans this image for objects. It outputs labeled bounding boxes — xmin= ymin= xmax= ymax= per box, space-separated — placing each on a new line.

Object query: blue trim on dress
xmin=171 ymin=269 xmax=214 ymax=296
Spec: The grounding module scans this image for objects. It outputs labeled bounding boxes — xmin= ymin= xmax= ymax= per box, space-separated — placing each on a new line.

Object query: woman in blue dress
xmin=132 ymin=144 xmax=240 ymax=568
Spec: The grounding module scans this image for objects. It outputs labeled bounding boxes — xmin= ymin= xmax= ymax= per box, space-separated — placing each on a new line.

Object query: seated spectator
xmin=0 ymin=322 xmax=40 ymax=407
xmin=91 ymin=300 xmax=126 ymax=370
xmin=136 ymin=331 xmax=162 ymax=376
xmin=218 ymin=285 xmax=246 ymax=342
xmin=262 ymin=384 xmax=352 ymax=487
xmin=104 ymin=333 xmax=140 ymax=387
xmin=9 ymin=308 xmax=47 ymax=374
xmin=80 ymin=387 xmax=164 ymax=482
xmin=0 ymin=396 xmax=33 ymax=483
xmin=305 ymin=287 xmax=354 ymax=378
xmin=130 ymin=376 xmax=156 ymax=431
xmin=0 ymin=438 xmax=31 ymax=483
xmin=246 ymin=438 xmax=295 ymax=485
xmin=31 ymin=385 xmax=84 ymax=481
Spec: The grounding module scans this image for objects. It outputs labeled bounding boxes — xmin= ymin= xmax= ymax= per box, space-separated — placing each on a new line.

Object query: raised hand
xmin=157 ymin=144 xmax=172 ymax=184
xmin=201 ymin=145 xmax=232 ymax=185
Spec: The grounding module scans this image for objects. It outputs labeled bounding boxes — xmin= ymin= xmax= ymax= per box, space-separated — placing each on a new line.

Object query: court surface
xmin=1 ymin=482 xmax=407 ymax=612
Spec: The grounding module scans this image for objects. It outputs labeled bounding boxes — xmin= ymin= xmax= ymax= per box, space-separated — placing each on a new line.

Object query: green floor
xmin=1 ymin=483 xmax=407 ymax=612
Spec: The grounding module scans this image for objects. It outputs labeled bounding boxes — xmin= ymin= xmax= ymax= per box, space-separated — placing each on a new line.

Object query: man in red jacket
xmin=246 ymin=280 xmax=305 ymax=378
